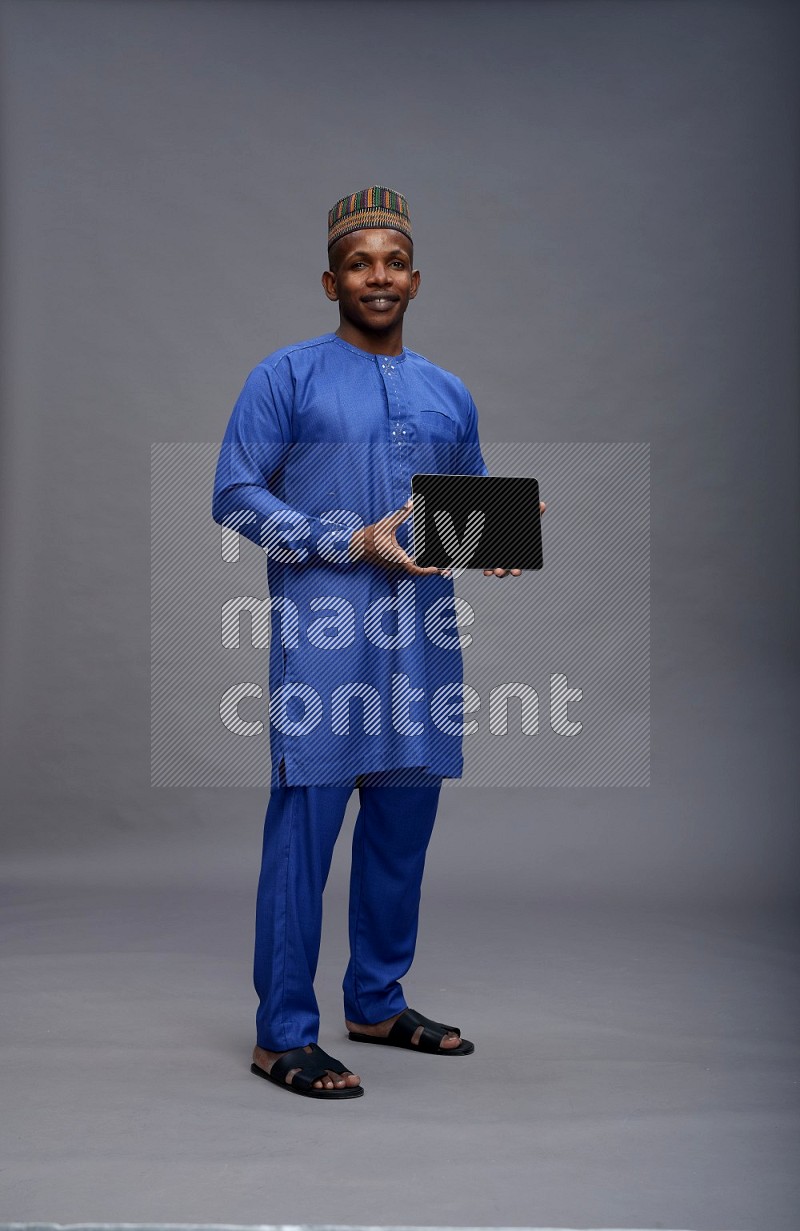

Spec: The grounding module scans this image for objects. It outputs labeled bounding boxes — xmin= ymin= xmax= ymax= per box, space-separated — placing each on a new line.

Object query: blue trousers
xmin=254 ymin=768 xmax=443 ymax=1051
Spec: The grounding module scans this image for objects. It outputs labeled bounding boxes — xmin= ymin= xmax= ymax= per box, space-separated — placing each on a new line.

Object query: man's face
xmin=322 ymin=229 xmax=419 ymax=334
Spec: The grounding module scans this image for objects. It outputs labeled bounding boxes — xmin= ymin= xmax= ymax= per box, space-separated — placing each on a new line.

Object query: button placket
xmin=378 ymin=354 xmax=410 ymax=541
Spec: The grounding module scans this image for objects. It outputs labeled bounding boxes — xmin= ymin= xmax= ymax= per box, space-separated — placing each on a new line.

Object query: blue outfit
xmin=211 ymin=331 xmax=489 ymax=789
xmin=212 ymin=332 xmax=488 ymax=1048
xmin=255 ymin=768 xmax=443 ymax=1050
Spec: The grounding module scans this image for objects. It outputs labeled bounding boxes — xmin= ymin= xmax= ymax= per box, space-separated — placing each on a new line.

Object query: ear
xmin=409 ymin=269 xmax=421 ymax=300
xmin=321 ymin=269 xmax=338 ymax=301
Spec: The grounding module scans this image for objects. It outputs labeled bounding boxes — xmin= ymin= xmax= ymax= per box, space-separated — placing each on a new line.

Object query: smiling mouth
xmin=362 ymin=295 xmax=400 ymax=307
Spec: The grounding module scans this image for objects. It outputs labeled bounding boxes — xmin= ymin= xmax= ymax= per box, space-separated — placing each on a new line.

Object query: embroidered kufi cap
xmin=327 ymin=185 xmax=412 ymax=250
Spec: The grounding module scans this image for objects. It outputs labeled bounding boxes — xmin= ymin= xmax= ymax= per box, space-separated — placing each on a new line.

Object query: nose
xmin=366 ymin=262 xmax=392 ymax=285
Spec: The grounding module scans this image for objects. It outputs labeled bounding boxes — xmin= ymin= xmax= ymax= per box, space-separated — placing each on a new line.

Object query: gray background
xmin=0 ymin=1 xmax=798 ymax=1228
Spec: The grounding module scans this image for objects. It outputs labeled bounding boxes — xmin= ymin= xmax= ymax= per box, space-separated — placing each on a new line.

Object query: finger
xmin=540 ymin=501 xmax=546 ymax=515
xmin=402 ymin=554 xmax=450 ymax=576
xmin=374 ymin=533 xmax=423 ymax=569
xmin=391 ymin=543 xmax=450 ymax=577
xmin=510 ymin=568 xmax=522 ymax=576
xmin=385 ymin=498 xmax=414 ymax=528
xmin=405 ymin=561 xmax=451 ymax=576
xmin=371 ymin=523 xmax=409 ymax=564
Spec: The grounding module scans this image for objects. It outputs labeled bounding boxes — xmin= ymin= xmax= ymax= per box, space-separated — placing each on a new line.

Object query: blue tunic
xmin=212 ymin=332 xmax=489 ymax=787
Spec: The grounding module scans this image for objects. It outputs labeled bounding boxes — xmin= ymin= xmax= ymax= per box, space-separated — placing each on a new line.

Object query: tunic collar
xmin=327 ymin=332 xmax=408 ymax=364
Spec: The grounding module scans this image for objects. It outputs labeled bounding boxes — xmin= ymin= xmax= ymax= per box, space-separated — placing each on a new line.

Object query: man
xmin=212 ymin=186 xmax=544 ymax=1099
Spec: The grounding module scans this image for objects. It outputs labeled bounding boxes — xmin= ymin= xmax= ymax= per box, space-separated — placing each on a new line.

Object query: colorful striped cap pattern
xmin=327 ymin=185 xmax=412 ymax=249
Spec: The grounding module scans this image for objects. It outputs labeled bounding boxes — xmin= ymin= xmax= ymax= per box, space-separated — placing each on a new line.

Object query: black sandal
xmin=251 ymin=1042 xmax=364 ymax=1098
xmin=348 ymin=1007 xmax=474 ymax=1055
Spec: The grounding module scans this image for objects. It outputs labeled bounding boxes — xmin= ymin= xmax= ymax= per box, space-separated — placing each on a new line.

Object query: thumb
xmin=389 ymin=497 xmax=414 ymax=524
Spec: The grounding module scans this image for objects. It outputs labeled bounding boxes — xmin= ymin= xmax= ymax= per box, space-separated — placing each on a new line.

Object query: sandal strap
xmin=388 ymin=1008 xmax=461 ymax=1053
xmin=308 ymin=1043 xmax=353 ymax=1076
xmin=269 ymin=1043 xmax=353 ymax=1090
xmin=269 ymin=1045 xmax=330 ymax=1090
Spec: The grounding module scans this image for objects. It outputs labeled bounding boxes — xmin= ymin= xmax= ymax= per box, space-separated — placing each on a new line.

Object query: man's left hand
xmin=482 ymin=500 xmax=546 ymax=577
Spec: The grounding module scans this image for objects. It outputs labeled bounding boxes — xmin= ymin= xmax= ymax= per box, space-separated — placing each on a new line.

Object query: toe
xmin=441 ymin=1031 xmax=461 ymax=1049
xmin=330 ymin=1069 xmax=360 ymax=1088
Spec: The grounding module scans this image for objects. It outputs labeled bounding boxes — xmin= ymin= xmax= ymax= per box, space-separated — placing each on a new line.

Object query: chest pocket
xmin=418 ymin=407 xmax=459 ymax=442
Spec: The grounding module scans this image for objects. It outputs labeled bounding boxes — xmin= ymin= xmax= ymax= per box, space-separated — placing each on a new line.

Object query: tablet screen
xmin=411 ymin=473 xmax=543 ymax=570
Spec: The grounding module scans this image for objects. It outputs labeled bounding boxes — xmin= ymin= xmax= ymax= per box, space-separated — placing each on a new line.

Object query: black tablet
xmin=410 ymin=473 xmax=543 ymax=570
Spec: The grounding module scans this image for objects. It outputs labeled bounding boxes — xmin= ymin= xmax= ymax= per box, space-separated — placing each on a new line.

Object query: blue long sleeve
xmin=212 ymin=363 xmax=359 ymax=566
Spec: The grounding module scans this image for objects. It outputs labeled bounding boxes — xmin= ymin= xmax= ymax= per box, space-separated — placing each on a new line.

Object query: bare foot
xmin=252 ymin=1043 xmax=361 ymax=1090
xmin=346 ymin=1010 xmax=462 ymax=1050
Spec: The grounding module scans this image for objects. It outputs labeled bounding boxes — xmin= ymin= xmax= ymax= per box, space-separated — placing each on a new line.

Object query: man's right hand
xmin=348 ymin=498 xmax=451 ymax=577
